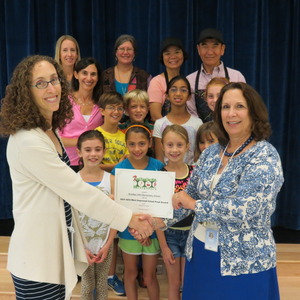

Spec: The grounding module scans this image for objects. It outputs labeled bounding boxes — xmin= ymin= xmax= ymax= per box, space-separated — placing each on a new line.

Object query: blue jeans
xmin=165 ymin=228 xmax=189 ymax=258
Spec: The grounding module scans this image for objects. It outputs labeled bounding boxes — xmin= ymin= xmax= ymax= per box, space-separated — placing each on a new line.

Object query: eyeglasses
xmin=31 ymin=78 xmax=61 ymax=89
xmin=106 ymin=105 xmax=124 ymax=112
xmin=169 ymin=87 xmax=189 ymax=94
xmin=117 ymin=47 xmax=134 ymax=53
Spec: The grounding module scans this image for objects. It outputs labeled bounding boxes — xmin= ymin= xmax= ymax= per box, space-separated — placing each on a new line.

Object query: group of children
xmin=74 ymin=75 xmax=226 ymax=300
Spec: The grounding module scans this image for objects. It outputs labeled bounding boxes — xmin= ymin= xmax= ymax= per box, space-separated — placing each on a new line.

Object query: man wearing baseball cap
xmin=186 ymin=28 xmax=246 ymax=122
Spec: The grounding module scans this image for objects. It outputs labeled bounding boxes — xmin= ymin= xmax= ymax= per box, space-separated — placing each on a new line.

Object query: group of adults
xmin=0 ymin=27 xmax=284 ymax=300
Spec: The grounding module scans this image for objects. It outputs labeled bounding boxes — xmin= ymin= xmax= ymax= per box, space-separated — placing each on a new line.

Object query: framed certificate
xmin=115 ymin=169 xmax=175 ymax=218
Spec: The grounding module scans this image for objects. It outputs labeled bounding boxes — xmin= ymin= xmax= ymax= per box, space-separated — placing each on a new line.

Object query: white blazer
xmin=6 ymin=128 xmax=132 ymax=299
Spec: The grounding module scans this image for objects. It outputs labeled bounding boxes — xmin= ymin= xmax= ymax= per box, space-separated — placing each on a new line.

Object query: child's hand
xmin=161 ymin=246 xmax=176 ymax=265
xmin=85 ymin=248 xmax=96 ymax=265
xmin=137 ymin=237 xmax=152 ymax=246
xmin=94 ymin=245 xmax=109 ymax=263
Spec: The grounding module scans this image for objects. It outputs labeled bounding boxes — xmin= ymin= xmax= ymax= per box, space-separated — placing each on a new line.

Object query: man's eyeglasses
xmin=31 ymin=78 xmax=61 ymax=89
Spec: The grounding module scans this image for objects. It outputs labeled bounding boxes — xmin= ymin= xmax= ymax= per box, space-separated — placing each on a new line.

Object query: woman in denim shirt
xmin=170 ymin=82 xmax=284 ymax=300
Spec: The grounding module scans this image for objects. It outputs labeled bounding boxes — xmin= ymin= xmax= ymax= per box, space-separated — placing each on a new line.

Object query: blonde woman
xmin=55 ymin=35 xmax=81 ymax=84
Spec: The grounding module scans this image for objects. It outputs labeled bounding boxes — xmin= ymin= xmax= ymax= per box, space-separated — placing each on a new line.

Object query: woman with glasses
xmin=148 ymin=37 xmax=188 ymax=122
xmin=0 ymin=55 xmax=154 ymax=300
xmin=59 ymin=57 xmax=103 ymax=172
xmin=102 ymin=35 xmax=151 ymax=125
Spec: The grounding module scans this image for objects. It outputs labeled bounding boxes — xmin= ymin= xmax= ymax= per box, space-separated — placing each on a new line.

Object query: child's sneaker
xmin=108 ymin=275 xmax=126 ymax=296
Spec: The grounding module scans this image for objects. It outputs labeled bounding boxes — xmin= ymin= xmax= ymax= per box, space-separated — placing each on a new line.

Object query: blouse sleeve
xmin=163 ymin=207 xmax=194 ymax=228
xmin=187 ymin=145 xmax=284 ymax=225
xmin=152 ymin=119 xmax=163 ymax=138
xmin=148 ymin=75 xmax=166 ymax=104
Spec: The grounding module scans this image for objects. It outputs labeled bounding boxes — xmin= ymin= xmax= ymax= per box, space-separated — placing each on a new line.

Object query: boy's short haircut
xmin=98 ymin=91 xmax=124 ymax=108
xmin=123 ymin=89 xmax=149 ymax=109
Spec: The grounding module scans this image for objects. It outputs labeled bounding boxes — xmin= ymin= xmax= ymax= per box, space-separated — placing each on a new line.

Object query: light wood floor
xmin=1 ymin=236 xmax=299 ymax=300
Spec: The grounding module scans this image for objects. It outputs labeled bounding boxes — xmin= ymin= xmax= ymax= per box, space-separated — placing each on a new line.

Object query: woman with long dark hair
xmin=59 ymin=57 xmax=103 ymax=171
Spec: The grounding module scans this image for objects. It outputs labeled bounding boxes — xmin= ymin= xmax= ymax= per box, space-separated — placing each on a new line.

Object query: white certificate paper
xmin=115 ymin=169 xmax=175 ymax=218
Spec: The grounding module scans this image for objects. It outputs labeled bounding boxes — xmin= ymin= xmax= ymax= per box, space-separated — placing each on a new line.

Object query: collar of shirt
xmin=201 ymin=61 xmax=224 ymax=76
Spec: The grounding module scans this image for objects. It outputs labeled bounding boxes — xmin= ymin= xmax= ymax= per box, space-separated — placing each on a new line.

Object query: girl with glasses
xmin=153 ymin=75 xmax=203 ymax=164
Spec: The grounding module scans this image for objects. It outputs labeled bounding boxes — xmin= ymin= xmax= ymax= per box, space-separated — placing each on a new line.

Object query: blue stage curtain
xmin=0 ymin=138 xmax=12 ymax=220
xmin=0 ymin=0 xmax=299 ymax=229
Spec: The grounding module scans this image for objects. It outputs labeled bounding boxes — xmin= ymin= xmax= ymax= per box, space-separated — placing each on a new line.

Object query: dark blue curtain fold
xmin=0 ymin=0 xmax=299 ymax=229
xmin=0 ymin=138 xmax=12 ymax=220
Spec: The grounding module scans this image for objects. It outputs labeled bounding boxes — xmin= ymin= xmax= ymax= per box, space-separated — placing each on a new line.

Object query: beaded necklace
xmin=223 ymin=135 xmax=254 ymax=157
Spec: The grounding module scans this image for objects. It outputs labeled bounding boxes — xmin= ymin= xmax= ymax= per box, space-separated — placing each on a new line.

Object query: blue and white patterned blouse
xmin=165 ymin=140 xmax=284 ymax=276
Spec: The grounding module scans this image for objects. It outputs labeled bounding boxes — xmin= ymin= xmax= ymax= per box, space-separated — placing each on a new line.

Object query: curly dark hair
xmin=0 ymin=55 xmax=73 ymax=136
xmin=214 ymin=82 xmax=272 ymax=146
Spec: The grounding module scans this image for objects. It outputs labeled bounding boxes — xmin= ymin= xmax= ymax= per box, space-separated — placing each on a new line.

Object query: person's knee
xmin=143 ymin=272 xmax=157 ymax=286
xmin=125 ymin=268 xmax=138 ymax=281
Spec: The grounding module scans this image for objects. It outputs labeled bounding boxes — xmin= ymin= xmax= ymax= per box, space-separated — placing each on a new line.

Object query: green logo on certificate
xmin=133 ymin=175 xmax=157 ymax=190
